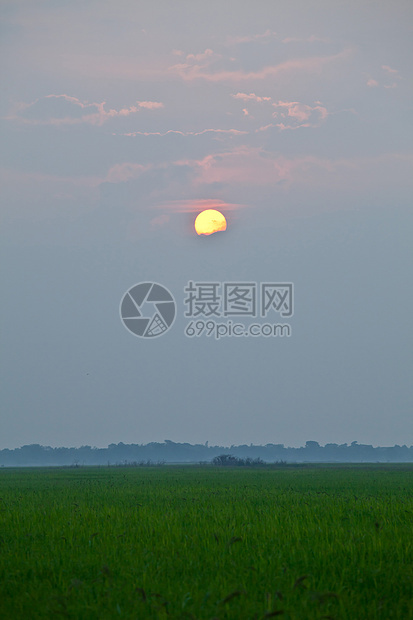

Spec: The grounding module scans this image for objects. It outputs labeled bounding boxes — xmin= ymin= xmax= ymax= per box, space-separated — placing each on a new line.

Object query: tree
xmin=212 ymin=454 xmax=238 ymax=466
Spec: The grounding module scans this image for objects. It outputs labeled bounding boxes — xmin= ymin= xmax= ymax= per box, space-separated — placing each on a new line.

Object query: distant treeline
xmin=0 ymin=440 xmax=412 ymax=467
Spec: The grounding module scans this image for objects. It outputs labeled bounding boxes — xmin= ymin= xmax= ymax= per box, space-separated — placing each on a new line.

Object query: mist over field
xmin=1 ymin=441 xmax=412 ymax=467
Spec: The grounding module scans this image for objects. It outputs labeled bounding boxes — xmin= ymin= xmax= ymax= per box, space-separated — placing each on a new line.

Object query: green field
xmin=0 ymin=465 xmax=412 ymax=619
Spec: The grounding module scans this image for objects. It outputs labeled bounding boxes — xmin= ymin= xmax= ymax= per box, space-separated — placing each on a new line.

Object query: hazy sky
xmin=1 ymin=0 xmax=412 ymax=449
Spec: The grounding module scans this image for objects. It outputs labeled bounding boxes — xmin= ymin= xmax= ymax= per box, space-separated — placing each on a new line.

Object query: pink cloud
xmin=104 ymin=150 xmax=413 ymax=200
xmin=183 ymin=148 xmax=413 ymax=199
xmin=271 ymin=100 xmax=328 ymax=129
xmin=255 ymin=123 xmax=276 ymax=132
xmin=156 ymin=199 xmax=244 ymax=213
xmin=135 ymin=101 xmax=164 ymax=110
xmin=7 ymin=94 xmax=164 ymax=126
xmin=187 ymin=147 xmax=293 ymax=187
xmin=4 ymin=149 xmax=411 ymax=224
xmin=169 ymin=48 xmax=352 ymax=82
xmin=168 ymin=49 xmax=222 ymax=80
xmin=106 ymin=162 xmax=149 ymax=183
xmin=366 ymin=65 xmax=402 ymax=89
xmin=186 ymin=48 xmax=216 ymax=62
xmin=231 ymin=92 xmax=272 ymax=102
xmin=381 ymin=65 xmax=399 ymax=75
xmin=118 ymin=128 xmax=248 ymax=137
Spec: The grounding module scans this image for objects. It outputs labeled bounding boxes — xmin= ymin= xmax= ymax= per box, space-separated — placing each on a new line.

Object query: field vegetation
xmin=0 ymin=464 xmax=412 ymax=619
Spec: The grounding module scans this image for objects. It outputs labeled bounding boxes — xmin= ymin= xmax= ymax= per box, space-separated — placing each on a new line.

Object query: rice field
xmin=0 ymin=464 xmax=412 ymax=619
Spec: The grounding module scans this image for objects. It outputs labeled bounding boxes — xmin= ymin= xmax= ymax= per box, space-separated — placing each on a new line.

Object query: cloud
xmin=172 ymin=147 xmax=413 ymax=198
xmin=4 ymin=149 xmax=411 ymax=224
xmin=155 ymin=198 xmax=244 ymax=213
xmin=105 ymin=162 xmax=149 ymax=183
xmin=135 ymin=101 xmax=164 ymax=110
xmin=186 ymin=48 xmax=216 ymax=62
xmin=381 ymin=65 xmax=399 ymax=75
xmin=118 ymin=128 xmax=248 ymax=137
xmin=169 ymin=48 xmax=352 ymax=82
xmin=168 ymin=48 xmax=222 ymax=79
xmin=366 ymin=65 xmax=402 ymax=89
xmin=226 ymin=30 xmax=277 ymax=45
xmin=186 ymin=147 xmax=293 ymax=187
xmin=102 ymin=147 xmax=294 ymax=193
xmin=86 ymin=149 xmax=413 ymax=199
xmin=231 ymin=92 xmax=271 ymax=102
xmin=7 ymin=94 xmax=164 ymax=126
xmin=231 ymin=94 xmax=329 ymax=131
xmin=255 ymin=123 xmax=276 ymax=132
xmin=271 ymin=100 xmax=328 ymax=129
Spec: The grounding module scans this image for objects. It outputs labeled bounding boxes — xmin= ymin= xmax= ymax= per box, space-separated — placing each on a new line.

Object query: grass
xmin=0 ymin=464 xmax=412 ymax=619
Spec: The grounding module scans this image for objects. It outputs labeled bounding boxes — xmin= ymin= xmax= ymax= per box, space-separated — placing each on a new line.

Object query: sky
xmin=1 ymin=0 xmax=412 ymax=450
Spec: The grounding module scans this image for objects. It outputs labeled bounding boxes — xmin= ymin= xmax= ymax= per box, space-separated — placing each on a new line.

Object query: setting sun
xmin=194 ymin=209 xmax=227 ymax=236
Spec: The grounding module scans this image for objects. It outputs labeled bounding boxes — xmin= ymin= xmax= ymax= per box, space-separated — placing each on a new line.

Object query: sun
xmin=194 ymin=209 xmax=227 ymax=236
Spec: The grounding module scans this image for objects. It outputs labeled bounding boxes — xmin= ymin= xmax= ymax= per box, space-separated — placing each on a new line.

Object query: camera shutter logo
xmin=120 ymin=282 xmax=176 ymax=338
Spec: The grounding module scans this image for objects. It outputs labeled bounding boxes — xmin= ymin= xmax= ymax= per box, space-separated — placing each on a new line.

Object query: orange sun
xmin=194 ymin=209 xmax=227 ymax=236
